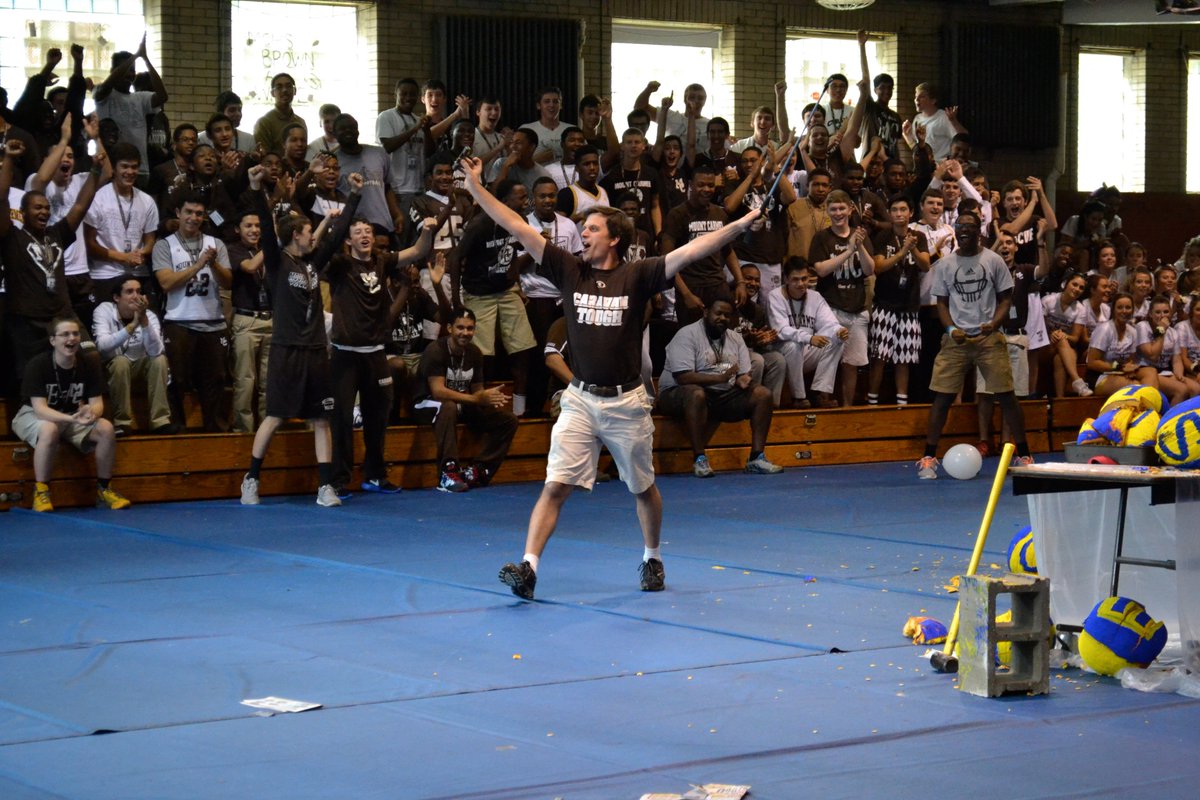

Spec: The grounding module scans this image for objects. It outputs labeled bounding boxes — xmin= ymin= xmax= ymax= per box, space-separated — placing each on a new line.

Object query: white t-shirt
xmin=1088 ymin=321 xmax=1137 ymax=365
xmin=1041 ymin=292 xmax=1083 ymax=333
xmin=660 ymin=107 xmax=709 ymax=154
xmin=197 ymin=127 xmax=254 ymax=152
xmin=520 ymin=119 xmax=566 ymax=161
xmin=1134 ymin=320 xmax=1180 ymax=371
xmin=522 ymin=211 xmax=582 ymax=299
xmin=27 ymin=173 xmax=90 ymax=277
xmin=1174 ymin=319 xmax=1200 ymax=363
xmin=84 ymin=184 xmax=159 ymax=279
xmin=545 ymin=161 xmax=577 ymax=191
xmin=375 ymin=108 xmax=425 ymax=195
xmin=914 ymin=108 xmax=956 ymax=161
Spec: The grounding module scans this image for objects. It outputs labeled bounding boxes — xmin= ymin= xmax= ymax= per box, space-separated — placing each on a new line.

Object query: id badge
xmin=124 ymin=239 xmax=133 ymax=252
xmin=1009 ymin=304 xmax=1018 ymax=318
xmin=898 ymin=272 xmax=908 ymax=288
xmin=45 ymin=275 xmax=57 ymax=293
xmin=407 ymin=154 xmax=417 ymax=170
xmin=209 ymin=210 xmax=224 ymax=228
xmin=258 ymin=284 xmax=270 ymax=308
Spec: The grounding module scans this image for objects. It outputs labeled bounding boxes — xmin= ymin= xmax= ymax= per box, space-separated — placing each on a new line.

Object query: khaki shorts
xmin=833 ymin=308 xmax=869 ymax=367
xmin=462 ymin=286 xmax=537 ymax=357
xmin=976 ymin=333 xmax=1029 ymax=396
xmin=12 ymin=404 xmax=98 ymax=453
xmin=930 ymin=331 xmax=1013 ymax=395
xmin=546 ymin=383 xmax=656 ymax=493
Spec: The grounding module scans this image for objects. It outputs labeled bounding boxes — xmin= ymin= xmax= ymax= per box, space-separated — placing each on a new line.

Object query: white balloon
xmin=943 ymin=443 xmax=983 ymax=480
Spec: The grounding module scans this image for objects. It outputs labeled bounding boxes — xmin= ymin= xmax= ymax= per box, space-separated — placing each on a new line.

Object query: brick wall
xmin=150 ymin=0 xmax=1200 ymax=204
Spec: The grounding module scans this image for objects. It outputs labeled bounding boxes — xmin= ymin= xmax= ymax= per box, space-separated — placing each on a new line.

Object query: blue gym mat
xmin=1 ymin=460 xmax=1196 ymax=799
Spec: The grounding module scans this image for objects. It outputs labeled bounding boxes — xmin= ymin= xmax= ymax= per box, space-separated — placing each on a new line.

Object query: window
xmin=1076 ymin=49 xmax=1145 ymax=193
xmin=1189 ymin=54 xmax=1200 ymax=192
xmin=231 ymin=0 xmax=372 ymax=138
xmin=0 ymin=0 xmax=144 ymax=111
xmin=785 ymin=32 xmax=896 ymax=131
xmin=611 ymin=22 xmax=721 ymax=142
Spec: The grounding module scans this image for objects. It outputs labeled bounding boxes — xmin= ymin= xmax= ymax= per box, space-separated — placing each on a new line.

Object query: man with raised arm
xmin=93 ymin=34 xmax=168 ymax=184
xmin=458 ymin=156 xmax=761 ymax=601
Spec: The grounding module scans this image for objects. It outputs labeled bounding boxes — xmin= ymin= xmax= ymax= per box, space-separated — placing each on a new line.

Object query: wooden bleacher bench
xmin=0 ymin=395 xmax=1103 ymax=509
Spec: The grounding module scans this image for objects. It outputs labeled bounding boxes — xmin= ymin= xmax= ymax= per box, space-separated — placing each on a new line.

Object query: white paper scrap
xmin=241 ymin=696 xmax=322 ymax=713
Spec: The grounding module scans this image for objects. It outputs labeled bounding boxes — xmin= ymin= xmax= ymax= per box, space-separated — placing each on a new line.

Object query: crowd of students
xmin=4 ymin=30 xmax=1200 ymax=511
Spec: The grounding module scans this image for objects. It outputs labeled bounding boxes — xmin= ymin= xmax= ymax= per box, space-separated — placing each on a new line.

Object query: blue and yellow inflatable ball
xmin=1007 ymin=526 xmax=1037 ymax=575
xmin=1156 ymin=396 xmax=1200 ymax=468
xmin=1078 ymin=596 xmax=1168 ymax=676
xmin=1089 ymin=406 xmax=1136 ymax=446
xmin=1101 ymin=384 xmax=1169 ymax=417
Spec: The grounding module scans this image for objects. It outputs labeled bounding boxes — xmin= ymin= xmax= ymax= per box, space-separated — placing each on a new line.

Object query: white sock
xmin=523 ymin=553 xmax=540 ymax=572
xmin=643 ymin=546 xmax=661 ymax=562
xmin=867 ymin=392 xmax=879 ymax=405
xmin=512 ymin=394 xmax=526 ymax=416
xmin=896 ymin=393 xmax=908 ymax=406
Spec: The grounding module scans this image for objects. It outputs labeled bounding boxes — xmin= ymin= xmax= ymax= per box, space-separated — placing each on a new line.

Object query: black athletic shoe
xmin=361 ymin=478 xmax=402 ymax=494
xmin=639 ymin=558 xmax=665 ymax=592
xmin=499 ymin=561 xmax=537 ymax=600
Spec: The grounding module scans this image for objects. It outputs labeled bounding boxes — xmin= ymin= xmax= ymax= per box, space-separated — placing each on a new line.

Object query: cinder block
xmin=957 ymin=574 xmax=1051 ymax=698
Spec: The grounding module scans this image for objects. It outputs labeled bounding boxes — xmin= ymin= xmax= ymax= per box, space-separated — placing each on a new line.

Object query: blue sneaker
xmin=693 ymin=454 xmax=715 ymax=478
xmin=361 ymin=478 xmax=402 ymax=494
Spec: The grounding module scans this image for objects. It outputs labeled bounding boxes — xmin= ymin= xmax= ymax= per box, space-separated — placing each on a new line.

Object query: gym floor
xmin=1 ymin=460 xmax=1196 ymax=799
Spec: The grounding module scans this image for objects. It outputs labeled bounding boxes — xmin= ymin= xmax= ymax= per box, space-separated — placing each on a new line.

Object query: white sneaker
xmin=1071 ymin=378 xmax=1094 ymax=397
xmin=240 ymin=474 xmax=260 ymax=505
xmin=916 ymin=456 xmax=939 ymax=480
xmin=316 ymin=484 xmax=342 ymax=507
xmin=352 ymin=404 xmax=363 ymax=429
xmin=693 ymin=454 xmax=715 ymax=478
xmin=745 ymin=454 xmax=783 ymax=474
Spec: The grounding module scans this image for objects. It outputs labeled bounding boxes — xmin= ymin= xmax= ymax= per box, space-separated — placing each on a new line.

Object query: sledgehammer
xmin=930 ymin=442 xmax=1017 ymax=673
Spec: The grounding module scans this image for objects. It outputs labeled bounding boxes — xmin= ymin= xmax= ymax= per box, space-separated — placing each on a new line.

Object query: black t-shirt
xmin=456 ymin=214 xmax=519 ymax=296
xmin=228 ymin=241 xmax=271 ymax=312
xmin=730 ymin=186 xmax=787 ymax=266
xmin=1004 ymin=262 xmax=1038 ymax=333
xmin=662 ymin=203 xmax=730 ymax=291
xmin=2 ymin=219 xmax=75 ymax=320
xmin=325 ymin=250 xmax=402 ymax=348
xmin=653 ymin=161 xmax=690 ymax=214
xmin=871 ymin=228 xmax=927 ymax=312
xmin=21 ymin=351 xmax=102 ymax=412
xmin=257 ymin=190 xmax=357 ymax=349
xmin=1003 ymin=215 xmax=1041 ymax=268
xmin=600 ymin=165 xmax=662 ymax=222
xmin=416 ymin=336 xmax=484 ymax=405
xmin=809 ymin=228 xmax=873 ymax=313
xmin=540 ymin=243 xmax=667 ymax=386
xmin=386 ymin=284 xmax=439 ymax=356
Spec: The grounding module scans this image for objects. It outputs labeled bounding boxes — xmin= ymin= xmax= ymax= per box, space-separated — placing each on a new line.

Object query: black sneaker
xmin=499 ymin=561 xmax=537 ymax=600
xmin=639 ymin=558 xmax=665 ymax=592
xmin=361 ymin=478 xmax=402 ymax=494
xmin=462 ymin=463 xmax=492 ymax=489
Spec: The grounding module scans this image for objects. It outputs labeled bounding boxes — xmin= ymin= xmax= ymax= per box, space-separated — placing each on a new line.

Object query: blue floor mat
xmin=2 ymin=459 xmax=1194 ymax=799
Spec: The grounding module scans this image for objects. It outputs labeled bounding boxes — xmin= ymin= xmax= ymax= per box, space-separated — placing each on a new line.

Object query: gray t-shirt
xmin=659 ymin=318 xmax=752 ymax=392
xmin=335 ymin=145 xmax=394 ymax=232
xmin=95 ymin=90 xmax=155 ymax=175
xmin=931 ymin=248 xmax=1013 ymax=336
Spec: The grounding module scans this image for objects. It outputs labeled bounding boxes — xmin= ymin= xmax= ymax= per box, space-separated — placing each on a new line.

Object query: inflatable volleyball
xmin=1125 ymin=409 xmax=1161 ymax=448
xmin=1077 ymin=596 xmax=1168 ymax=676
xmin=1155 ymin=396 xmax=1200 ymax=468
xmin=1100 ymin=384 xmax=1169 ymax=416
xmin=1007 ymin=526 xmax=1037 ymax=575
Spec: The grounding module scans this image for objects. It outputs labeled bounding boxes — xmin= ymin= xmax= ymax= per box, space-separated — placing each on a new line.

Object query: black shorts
xmin=266 ymin=345 xmax=334 ymax=419
xmin=656 ymin=384 xmax=755 ymax=422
